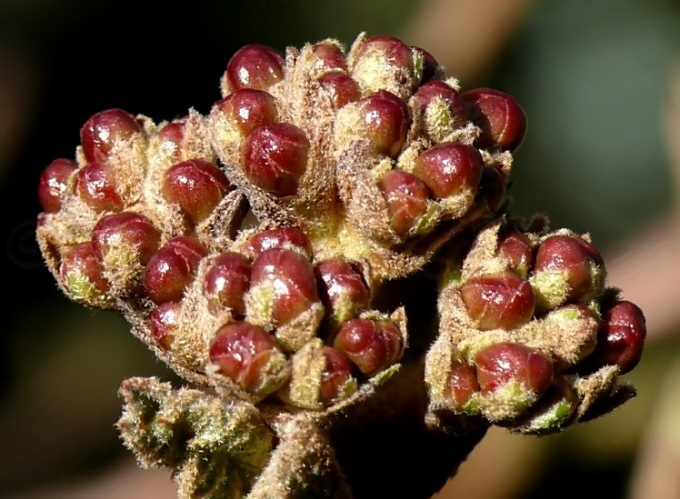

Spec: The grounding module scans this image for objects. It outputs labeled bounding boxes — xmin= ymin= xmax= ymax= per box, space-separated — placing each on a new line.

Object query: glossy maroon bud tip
xmin=333 ymin=318 xmax=404 ymax=376
xmin=80 ymin=108 xmax=143 ymax=163
xmin=318 ymin=72 xmax=361 ymax=109
xmin=318 ymin=346 xmax=355 ymax=406
xmin=460 ymin=271 xmax=535 ymax=330
xmin=144 ymin=236 xmax=208 ymax=304
xmin=241 ymin=123 xmax=310 ymax=196
xmin=413 ymin=142 xmax=483 ymax=199
xmin=209 ymin=321 xmax=286 ymax=394
xmin=245 ymin=227 xmax=313 ymax=259
xmin=149 ymin=301 xmax=181 ymax=350
xmin=593 ymin=301 xmax=646 ymax=374
xmin=315 ymin=258 xmax=370 ymax=324
xmin=311 ymin=42 xmax=347 ymax=71
xmin=356 ymin=90 xmax=410 ymax=157
xmin=378 ymin=169 xmax=433 ymax=239
xmin=462 ymin=88 xmax=527 ymax=151
xmin=155 ymin=121 xmax=186 ymax=163
xmin=448 ymin=361 xmax=480 ymax=410
xmin=202 ymin=251 xmax=251 ymax=317
xmin=91 ymin=211 xmax=161 ymax=266
xmin=249 ymin=248 xmax=319 ymax=326
xmin=38 ymin=158 xmax=77 ymax=213
xmin=354 ymin=36 xmax=413 ymax=74
xmin=534 ymin=235 xmax=595 ymax=302
xmin=75 ymin=162 xmax=124 ymax=212
xmin=162 ymin=159 xmax=231 ymax=224
xmin=475 ymin=342 xmax=553 ymax=396
xmin=59 ymin=242 xmax=110 ymax=296
xmin=214 ymin=89 xmax=278 ymax=136
xmin=413 ymin=81 xmax=467 ymax=127
xmin=497 ymin=230 xmax=533 ymax=276
xmin=225 ymin=44 xmax=285 ymax=92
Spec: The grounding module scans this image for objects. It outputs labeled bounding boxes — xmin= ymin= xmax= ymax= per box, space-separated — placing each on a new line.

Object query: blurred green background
xmin=1 ymin=0 xmax=679 ymax=497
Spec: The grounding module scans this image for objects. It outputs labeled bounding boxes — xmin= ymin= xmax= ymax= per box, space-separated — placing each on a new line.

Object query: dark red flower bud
xmin=80 ymin=108 xmax=143 ymax=163
xmin=447 ymin=361 xmax=480 ymax=410
xmin=149 ymin=301 xmax=181 ymax=350
xmin=162 ymin=159 xmax=231 ymax=225
xmin=318 ymin=346 xmax=355 ymax=406
xmin=245 ymin=227 xmax=313 ymax=259
xmin=75 ymin=162 xmax=124 ymax=212
xmin=475 ymin=342 xmax=553 ymax=397
xmin=592 ymin=301 xmax=646 ymax=374
xmin=333 ymin=318 xmax=404 ymax=376
xmin=413 ymin=142 xmax=483 ymax=199
xmin=315 ymin=258 xmax=370 ymax=325
xmin=214 ymin=89 xmax=278 ymax=136
xmin=460 ymin=271 xmax=535 ymax=330
xmin=241 ymin=123 xmax=309 ymax=196
xmin=378 ymin=169 xmax=433 ymax=239
xmin=209 ymin=321 xmax=288 ymax=395
xmin=144 ymin=236 xmax=208 ymax=304
xmin=249 ymin=248 xmax=319 ymax=327
xmin=462 ymin=88 xmax=527 ymax=151
xmin=38 ymin=159 xmax=77 ymax=213
xmin=202 ymin=251 xmax=251 ymax=317
xmin=224 ymin=44 xmax=284 ymax=92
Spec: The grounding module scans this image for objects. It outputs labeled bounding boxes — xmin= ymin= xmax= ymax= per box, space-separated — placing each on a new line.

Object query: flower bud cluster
xmin=36 ymin=33 xmax=526 ymax=411
xmin=35 ymin=32 xmax=646 ymax=498
xmin=426 ymin=218 xmax=646 ymax=433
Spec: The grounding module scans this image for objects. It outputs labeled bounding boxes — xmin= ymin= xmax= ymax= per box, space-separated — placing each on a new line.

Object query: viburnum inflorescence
xmin=36 ymin=33 xmax=646 ymax=499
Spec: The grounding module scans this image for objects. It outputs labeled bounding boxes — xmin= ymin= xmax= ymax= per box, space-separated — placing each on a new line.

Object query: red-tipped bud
xmin=461 ymin=271 xmax=535 ymax=330
xmin=462 ymin=87 xmax=527 ymax=151
xmin=497 ymin=230 xmax=533 ymax=276
xmin=149 ymin=301 xmax=180 ymax=350
xmin=378 ymin=169 xmax=433 ymax=239
xmin=155 ymin=121 xmax=186 ymax=163
xmin=593 ymin=301 xmax=646 ymax=374
xmin=318 ymin=72 xmax=361 ymax=109
xmin=80 ymin=108 xmax=143 ymax=163
xmin=92 ymin=212 xmax=161 ymax=267
xmin=59 ymin=242 xmax=110 ymax=300
xmin=355 ymin=90 xmax=410 ymax=157
xmin=249 ymin=248 xmax=319 ymax=327
xmin=202 ymin=251 xmax=251 ymax=317
xmin=354 ymin=36 xmax=414 ymax=79
xmin=318 ymin=346 xmax=356 ymax=406
xmin=162 ymin=159 xmax=231 ymax=225
xmin=144 ymin=236 xmax=208 ymax=304
xmin=214 ymin=89 xmax=278 ymax=136
xmin=241 ymin=123 xmax=310 ymax=196
xmin=75 ymin=162 xmax=124 ymax=212
xmin=533 ymin=235 xmax=597 ymax=304
xmin=38 ymin=159 xmax=77 ymax=213
xmin=333 ymin=318 xmax=404 ymax=376
xmin=413 ymin=81 xmax=467 ymax=129
xmin=224 ymin=44 xmax=285 ymax=92
xmin=245 ymin=227 xmax=313 ymax=259
xmin=315 ymin=258 xmax=370 ymax=325
xmin=448 ymin=361 xmax=480 ymax=410
xmin=475 ymin=342 xmax=553 ymax=396
xmin=209 ymin=321 xmax=288 ymax=395
xmin=311 ymin=42 xmax=347 ymax=71
xmin=413 ymin=142 xmax=483 ymax=199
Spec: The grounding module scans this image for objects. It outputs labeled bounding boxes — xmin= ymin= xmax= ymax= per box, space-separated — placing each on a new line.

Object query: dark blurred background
xmin=2 ymin=0 xmax=680 ymax=497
